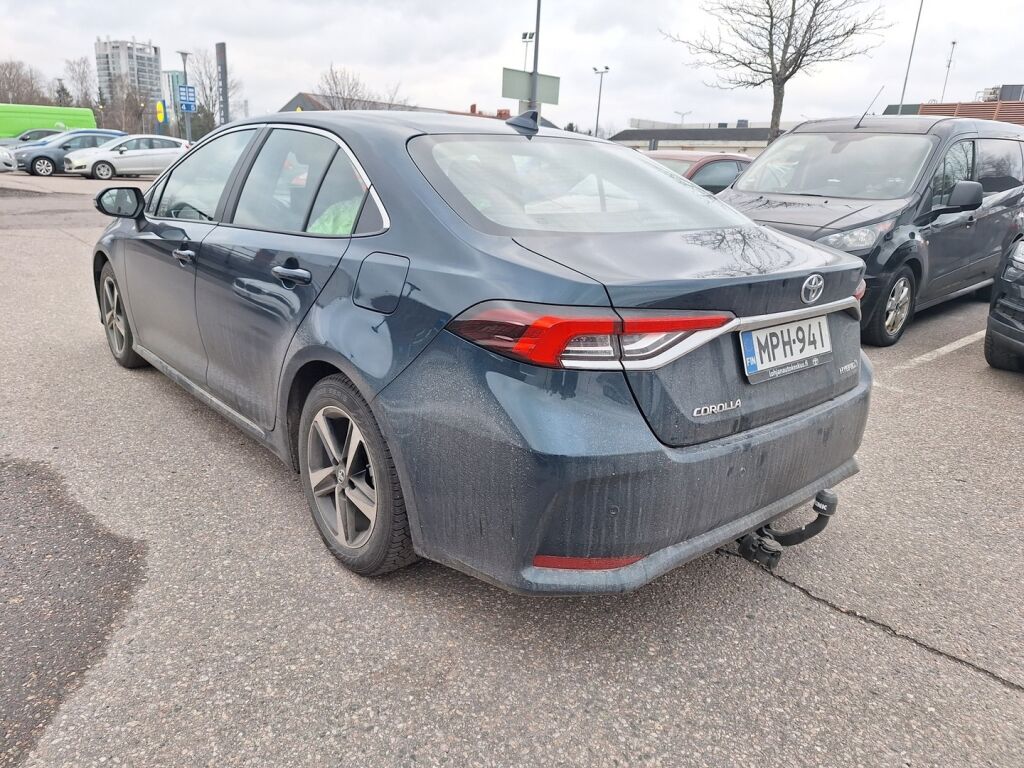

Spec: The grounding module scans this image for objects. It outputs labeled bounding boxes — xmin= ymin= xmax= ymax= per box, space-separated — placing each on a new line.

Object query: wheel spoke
xmin=104 ymin=309 xmax=115 ymax=328
xmin=104 ymin=280 xmax=116 ymax=311
xmin=342 ymin=421 xmax=364 ymax=477
xmin=345 ymin=476 xmax=377 ymax=524
xmin=312 ymin=411 xmax=343 ymax=465
xmin=309 ymin=465 xmax=337 ymax=497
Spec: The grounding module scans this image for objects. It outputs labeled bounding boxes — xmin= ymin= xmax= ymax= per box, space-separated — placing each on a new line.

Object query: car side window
xmin=975 ymin=139 xmax=1024 ymax=195
xmin=64 ymin=135 xmax=94 ymax=150
xmin=153 ymin=139 xmax=180 ymax=150
xmin=306 ymin=150 xmax=370 ymax=236
xmin=156 ymin=129 xmax=256 ymax=221
xmin=690 ymin=160 xmax=740 ymax=192
xmin=232 ymin=129 xmax=338 ymax=233
xmin=931 ymin=140 xmax=974 ymax=208
xmin=122 ymin=139 xmax=148 ymax=151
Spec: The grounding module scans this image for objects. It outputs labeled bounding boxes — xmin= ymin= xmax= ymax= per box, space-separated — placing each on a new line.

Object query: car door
xmin=112 ymin=138 xmax=150 ymax=173
xmin=919 ymin=138 xmax=978 ymax=300
xmin=689 ymin=160 xmax=741 ymax=194
xmin=122 ymin=127 xmax=259 ymax=382
xmin=150 ymin=138 xmax=183 ymax=173
xmin=195 ymin=126 xmax=371 ymax=429
xmin=970 ymin=138 xmax=1024 ymax=281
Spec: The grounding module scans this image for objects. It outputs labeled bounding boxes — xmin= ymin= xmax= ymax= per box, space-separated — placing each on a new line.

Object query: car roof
xmin=643 ymin=149 xmax=751 ymax=161
xmin=793 ymin=115 xmax=1024 ymax=137
xmin=117 ymin=134 xmax=185 ymax=141
xmin=230 ymin=110 xmax=599 ymax=142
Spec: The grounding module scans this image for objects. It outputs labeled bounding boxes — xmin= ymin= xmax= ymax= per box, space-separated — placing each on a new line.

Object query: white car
xmin=0 ymin=146 xmax=14 ymax=173
xmin=63 ymin=135 xmax=189 ymax=180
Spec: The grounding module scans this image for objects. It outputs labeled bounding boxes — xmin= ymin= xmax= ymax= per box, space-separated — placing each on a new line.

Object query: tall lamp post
xmin=897 ymin=0 xmax=924 ymax=115
xmin=177 ymin=50 xmax=192 ymax=142
xmin=593 ymin=66 xmax=609 ymax=137
xmin=674 ymin=110 xmax=691 ymax=126
xmin=528 ymin=0 xmax=542 ymax=110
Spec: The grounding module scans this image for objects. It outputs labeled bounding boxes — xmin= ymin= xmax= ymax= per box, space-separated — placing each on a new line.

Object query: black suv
xmin=720 ymin=116 xmax=1024 ymax=345
xmin=986 ymin=241 xmax=1024 ymax=371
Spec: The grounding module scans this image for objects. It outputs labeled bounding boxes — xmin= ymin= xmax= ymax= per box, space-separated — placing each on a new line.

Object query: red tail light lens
xmin=532 ymin=554 xmax=643 ymax=570
xmin=448 ymin=301 xmax=732 ymax=369
xmin=854 ymin=278 xmax=867 ymax=301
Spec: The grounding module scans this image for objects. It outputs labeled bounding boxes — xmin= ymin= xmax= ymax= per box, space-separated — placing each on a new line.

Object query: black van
xmin=719 ymin=116 xmax=1024 ymax=345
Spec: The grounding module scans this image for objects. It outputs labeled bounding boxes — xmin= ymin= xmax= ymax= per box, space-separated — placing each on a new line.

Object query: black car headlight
xmin=1005 ymin=247 xmax=1024 ymax=281
xmin=817 ymin=220 xmax=896 ymax=253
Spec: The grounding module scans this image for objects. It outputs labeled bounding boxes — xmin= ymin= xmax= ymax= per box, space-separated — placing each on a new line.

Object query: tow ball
xmin=736 ymin=489 xmax=839 ymax=570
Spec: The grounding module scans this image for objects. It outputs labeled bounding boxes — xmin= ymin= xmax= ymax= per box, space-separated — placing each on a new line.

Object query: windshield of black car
xmin=409 ymin=135 xmax=750 ymax=234
xmin=734 ymin=132 xmax=937 ymax=199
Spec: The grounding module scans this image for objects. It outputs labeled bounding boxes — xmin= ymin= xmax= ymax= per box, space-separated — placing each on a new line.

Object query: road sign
xmin=181 ymin=102 xmax=197 ymax=113
xmin=502 ymin=68 xmax=560 ymax=105
xmin=155 ymin=100 xmax=167 ymax=124
xmin=177 ymin=84 xmax=197 ymax=105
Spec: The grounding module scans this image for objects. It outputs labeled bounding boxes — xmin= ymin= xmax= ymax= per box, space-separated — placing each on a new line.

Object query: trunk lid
xmin=515 ymin=225 xmax=865 ymax=446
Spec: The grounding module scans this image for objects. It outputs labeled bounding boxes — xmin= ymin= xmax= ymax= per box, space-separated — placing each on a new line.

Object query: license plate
xmin=740 ymin=316 xmax=832 ymax=383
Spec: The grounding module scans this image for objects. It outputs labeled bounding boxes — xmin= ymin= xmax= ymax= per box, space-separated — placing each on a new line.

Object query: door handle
xmin=172 ymin=248 xmax=195 ymax=265
xmin=271 ymin=265 xmax=312 ymax=285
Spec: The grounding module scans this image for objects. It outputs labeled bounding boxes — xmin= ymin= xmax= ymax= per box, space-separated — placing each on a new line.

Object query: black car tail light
xmin=447 ymin=300 xmax=732 ymax=370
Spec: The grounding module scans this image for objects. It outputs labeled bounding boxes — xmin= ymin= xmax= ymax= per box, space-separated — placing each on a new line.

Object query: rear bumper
xmin=375 ymin=332 xmax=872 ymax=595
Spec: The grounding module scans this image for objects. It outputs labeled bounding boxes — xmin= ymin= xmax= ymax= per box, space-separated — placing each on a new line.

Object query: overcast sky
xmin=0 ymin=0 xmax=1017 ymax=132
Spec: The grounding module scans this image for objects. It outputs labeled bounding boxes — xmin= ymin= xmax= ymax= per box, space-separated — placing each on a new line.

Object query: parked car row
xmin=0 ymin=128 xmax=188 ymax=179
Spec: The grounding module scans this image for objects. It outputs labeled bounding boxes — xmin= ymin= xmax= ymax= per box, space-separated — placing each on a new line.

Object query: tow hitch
xmin=736 ymin=489 xmax=839 ymax=570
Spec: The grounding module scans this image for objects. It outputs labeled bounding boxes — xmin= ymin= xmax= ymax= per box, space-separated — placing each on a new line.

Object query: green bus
xmin=0 ymin=104 xmax=97 ymax=138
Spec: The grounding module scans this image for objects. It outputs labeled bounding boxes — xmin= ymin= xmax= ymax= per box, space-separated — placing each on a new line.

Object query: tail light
xmin=448 ymin=300 xmax=732 ymax=370
xmin=532 ymin=554 xmax=642 ymax=570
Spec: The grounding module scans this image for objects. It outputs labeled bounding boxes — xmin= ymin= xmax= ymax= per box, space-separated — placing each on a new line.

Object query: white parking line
xmin=894 ymin=330 xmax=987 ymax=372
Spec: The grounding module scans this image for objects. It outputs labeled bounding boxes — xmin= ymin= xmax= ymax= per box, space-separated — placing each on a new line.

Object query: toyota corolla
xmin=91 ymin=111 xmax=871 ymax=594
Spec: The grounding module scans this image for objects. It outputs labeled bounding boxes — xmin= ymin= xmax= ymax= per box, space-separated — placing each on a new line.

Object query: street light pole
xmin=897 ymin=0 xmax=924 ymax=115
xmin=674 ymin=110 xmax=691 ymax=126
xmin=528 ymin=0 xmax=541 ymax=111
xmin=593 ymin=66 xmax=609 ymax=137
xmin=521 ymin=32 xmax=535 ymax=72
xmin=177 ymin=50 xmax=192 ymax=142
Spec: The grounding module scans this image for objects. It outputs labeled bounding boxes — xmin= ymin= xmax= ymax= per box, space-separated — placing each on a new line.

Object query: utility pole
xmin=593 ymin=66 xmax=609 ymax=136
xmin=940 ymin=40 xmax=957 ymax=103
xmin=897 ymin=0 xmax=924 ymax=115
xmin=528 ymin=0 xmax=541 ymax=111
xmin=674 ymin=110 xmax=691 ymax=126
xmin=177 ymin=50 xmax=192 ymax=142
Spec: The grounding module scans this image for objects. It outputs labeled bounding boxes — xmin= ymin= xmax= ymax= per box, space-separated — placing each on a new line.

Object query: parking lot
xmin=1 ymin=173 xmax=1022 ymax=767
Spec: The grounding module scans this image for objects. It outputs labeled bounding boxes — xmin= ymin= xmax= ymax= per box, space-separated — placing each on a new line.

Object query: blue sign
xmin=177 ymin=84 xmax=196 ymax=106
xmin=180 ymin=102 xmax=197 ymax=113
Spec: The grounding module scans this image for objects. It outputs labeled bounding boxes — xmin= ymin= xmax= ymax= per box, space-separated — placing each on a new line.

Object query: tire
xmin=92 ymin=161 xmax=115 ymax=181
xmin=31 ymin=157 xmax=54 ymax=176
xmin=974 ymin=283 xmax=993 ymax=301
xmin=98 ymin=263 xmax=147 ymax=368
xmin=863 ymin=266 xmax=916 ymax=346
xmin=298 ymin=374 xmax=417 ymax=576
xmin=984 ymin=327 xmax=1024 ymax=371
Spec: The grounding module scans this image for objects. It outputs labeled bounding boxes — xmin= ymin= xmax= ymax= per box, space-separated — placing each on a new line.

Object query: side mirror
xmin=118 ymin=146 xmax=128 ymax=154
xmin=95 ymin=187 xmax=145 ymax=219
xmin=61 ymin=144 xmax=72 ymax=150
xmin=917 ymin=180 xmax=985 ymax=225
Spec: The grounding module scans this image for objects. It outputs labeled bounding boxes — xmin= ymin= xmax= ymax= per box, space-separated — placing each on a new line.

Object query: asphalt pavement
xmin=0 ymin=174 xmax=1021 ymax=767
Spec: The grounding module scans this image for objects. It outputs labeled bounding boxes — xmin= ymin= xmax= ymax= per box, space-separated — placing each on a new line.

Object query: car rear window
xmin=409 ymin=135 xmax=749 ymax=234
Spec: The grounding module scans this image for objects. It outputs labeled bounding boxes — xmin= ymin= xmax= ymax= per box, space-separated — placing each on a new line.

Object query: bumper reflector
xmin=532 ymin=554 xmax=642 ymax=570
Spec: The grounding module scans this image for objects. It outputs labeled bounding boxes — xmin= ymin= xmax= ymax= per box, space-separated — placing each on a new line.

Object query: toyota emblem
xmin=801 ymin=274 xmax=825 ymax=304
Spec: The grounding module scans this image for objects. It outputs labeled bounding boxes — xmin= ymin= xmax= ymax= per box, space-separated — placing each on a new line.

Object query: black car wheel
xmin=92 ymin=161 xmax=115 ymax=181
xmin=298 ymin=374 xmax=417 ymax=576
xmin=984 ymin=328 xmax=1024 ymax=371
xmin=31 ymin=157 xmax=54 ymax=176
xmin=98 ymin=263 xmax=147 ymax=368
xmin=863 ymin=266 xmax=915 ymax=346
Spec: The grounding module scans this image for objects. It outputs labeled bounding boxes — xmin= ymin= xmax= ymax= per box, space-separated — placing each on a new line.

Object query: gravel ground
xmin=0 ymin=176 xmax=1021 ymax=767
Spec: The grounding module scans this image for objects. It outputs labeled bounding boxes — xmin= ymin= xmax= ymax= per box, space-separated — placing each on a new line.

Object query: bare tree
xmin=102 ymin=75 xmax=148 ymax=133
xmin=51 ymin=79 xmax=73 ymax=107
xmin=316 ymin=64 xmax=409 ymax=110
xmin=189 ymin=47 xmax=243 ymax=137
xmin=64 ymin=57 xmax=97 ymax=109
xmin=664 ymin=0 xmax=886 ymax=139
xmin=0 ymin=60 xmax=52 ymax=104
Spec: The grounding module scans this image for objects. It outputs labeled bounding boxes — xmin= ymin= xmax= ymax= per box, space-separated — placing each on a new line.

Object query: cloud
xmin=0 ymin=0 xmax=1017 ymax=129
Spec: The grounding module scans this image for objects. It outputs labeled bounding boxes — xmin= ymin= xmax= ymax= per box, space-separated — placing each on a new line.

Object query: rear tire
xmin=863 ymin=266 xmax=915 ymax=346
xmin=92 ymin=161 xmax=115 ymax=181
xmin=298 ymin=374 xmax=417 ymax=576
xmin=98 ymin=263 xmax=147 ymax=368
xmin=984 ymin=327 xmax=1024 ymax=371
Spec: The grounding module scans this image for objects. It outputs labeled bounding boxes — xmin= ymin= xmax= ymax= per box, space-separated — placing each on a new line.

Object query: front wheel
xmin=92 ymin=161 xmax=114 ymax=181
xmin=984 ymin=327 xmax=1024 ymax=371
xmin=98 ymin=263 xmax=146 ymax=368
xmin=863 ymin=266 xmax=916 ymax=346
xmin=31 ymin=157 xmax=54 ymax=176
xmin=298 ymin=375 xmax=417 ymax=576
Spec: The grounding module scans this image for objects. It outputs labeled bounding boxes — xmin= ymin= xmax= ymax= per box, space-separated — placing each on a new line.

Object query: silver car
xmin=64 ymin=135 xmax=189 ymax=180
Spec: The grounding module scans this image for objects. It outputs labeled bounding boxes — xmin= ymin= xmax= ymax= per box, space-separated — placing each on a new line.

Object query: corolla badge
xmin=692 ymin=399 xmax=741 ymax=417
xmin=801 ymin=274 xmax=825 ymax=304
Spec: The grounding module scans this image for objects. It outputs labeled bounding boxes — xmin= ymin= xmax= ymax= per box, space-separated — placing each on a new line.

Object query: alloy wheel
xmin=306 ymin=405 xmax=378 ymax=549
xmin=34 ymin=158 xmax=53 ymax=176
xmin=101 ymin=276 xmax=127 ymax=355
xmin=884 ymin=277 xmax=912 ymax=335
xmin=95 ymin=163 xmax=113 ymax=180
